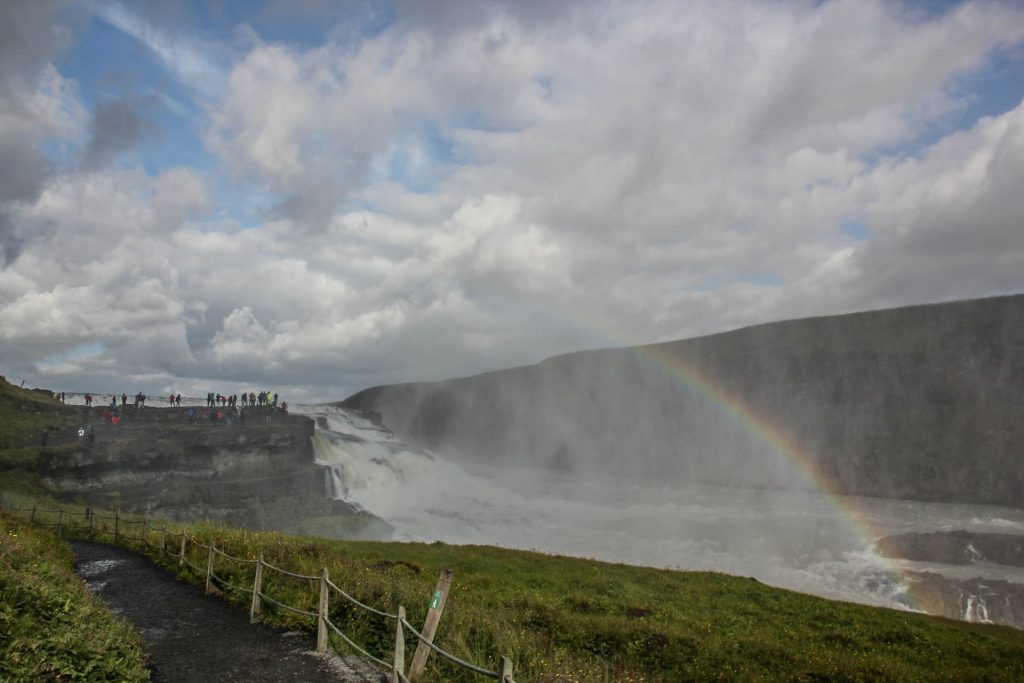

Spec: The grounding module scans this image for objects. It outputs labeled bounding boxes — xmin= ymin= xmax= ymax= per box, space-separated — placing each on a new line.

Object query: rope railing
xmin=260 ymin=557 xmax=320 ymax=581
xmin=324 ymin=616 xmax=394 ymax=669
xmin=212 ymin=545 xmax=258 ymax=565
xmin=401 ymin=617 xmax=504 ymax=680
xmin=207 ymin=563 xmax=255 ymax=595
xmin=325 ymin=575 xmax=398 ymax=619
xmin=1 ymin=500 xmax=517 ymax=683
xmin=259 ymin=591 xmax=319 ymax=618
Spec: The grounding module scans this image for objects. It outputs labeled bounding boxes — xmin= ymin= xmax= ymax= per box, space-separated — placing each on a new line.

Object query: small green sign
xmin=430 ymin=590 xmax=442 ymax=609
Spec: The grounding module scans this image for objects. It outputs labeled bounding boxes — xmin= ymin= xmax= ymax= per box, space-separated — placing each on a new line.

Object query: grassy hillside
xmin=0 ymin=509 xmax=149 ymax=681
xmin=164 ymin=526 xmax=1024 ymax=682
xmin=0 ymin=376 xmax=77 ymax=446
xmin=6 ymin=500 xmax=1024 ymax=683
xmin=0 ymin=377 xmax=79 ymax=494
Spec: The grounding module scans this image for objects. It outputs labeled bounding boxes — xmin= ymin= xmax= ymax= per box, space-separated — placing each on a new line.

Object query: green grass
xmin=13 ymin=503 xmax=1023 ymax=683
xmin=0 ymin=377 xmax=78 ymax=449
xmin=0 ymin=509 xmax=149 ymax=681
xmin=0 ymin=377 xmax=82 ymax=497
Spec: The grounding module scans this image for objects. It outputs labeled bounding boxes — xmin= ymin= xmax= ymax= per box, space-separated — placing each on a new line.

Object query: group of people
xmin=71 ymin=390 xmax=288 ymax=419
xmin=81 ymin=392 xmax=150 ymax=409
xmin=190 ymin=393 xmax=288 ymax=425
xmin=47 ymin=386 xmax=294 ymax=445
xmin=205 ymin=391 xmax=281 ymax=408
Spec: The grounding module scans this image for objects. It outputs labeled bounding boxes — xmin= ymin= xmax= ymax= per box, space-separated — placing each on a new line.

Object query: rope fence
xmin=1 ymin=500 xmax=516 ymax=683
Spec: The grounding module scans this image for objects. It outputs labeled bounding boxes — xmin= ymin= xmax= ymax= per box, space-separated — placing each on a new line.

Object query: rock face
xmin=877 ymin=531 xmax=1024 ymax=568
xmin=877 ymin=530 xmax=1024 ymax=628
xmin=39 ymin=407 xmax=359 ymax=532
xmin=906 ymin=572 xmax=1024 ymax=628
xmin=342 ymin=294 xmax=1024 ymax=508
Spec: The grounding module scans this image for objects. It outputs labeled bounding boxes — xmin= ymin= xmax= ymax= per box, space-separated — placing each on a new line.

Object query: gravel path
xmin=71 ymin=541 xmax=387 ymax=683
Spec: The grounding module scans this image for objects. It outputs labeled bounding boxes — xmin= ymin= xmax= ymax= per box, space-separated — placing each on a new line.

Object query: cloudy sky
xmin=0 ymin=0 xmax=1022 ymax=402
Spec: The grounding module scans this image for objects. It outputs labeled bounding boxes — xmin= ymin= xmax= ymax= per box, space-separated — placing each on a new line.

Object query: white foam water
xmin=298 ymin=405 xmax=1024 ymax=613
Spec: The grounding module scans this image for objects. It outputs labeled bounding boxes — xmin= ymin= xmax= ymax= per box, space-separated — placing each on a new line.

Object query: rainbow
xmin=615 ymin=337 xmax=926 ymax=612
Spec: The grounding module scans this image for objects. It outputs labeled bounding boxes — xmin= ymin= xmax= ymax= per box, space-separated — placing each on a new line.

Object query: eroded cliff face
xmin=342 ymin=294 xmax=1024 ymax=508
xmin=38 ymin=407 xmax=371 ymax=533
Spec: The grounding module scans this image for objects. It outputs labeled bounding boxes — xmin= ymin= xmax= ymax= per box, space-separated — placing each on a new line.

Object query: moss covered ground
xmin=0 ymin=509 xmax=149 ymax=681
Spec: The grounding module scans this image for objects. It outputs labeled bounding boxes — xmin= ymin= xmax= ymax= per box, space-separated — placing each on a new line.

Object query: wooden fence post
xmin=30 ymin=506 xmax=36 ymax=524
xmin=498 ymin=656 xmax=514 ymax=682
xmin=392 ymin=606 xmax=406 ymax=683
xmin=250 ymin=553 xmax=264 ymax=622
xmin=114 ymin=513 xmax=119 ymax=543
xmin=409 ymin=568 xmax=453 ymax=681
xmin=88 ymin=509 xmax=94 ymax=534
xmin=179 ymin=535 xmax=187 ymax=566
xmin=57 ymin=509 xmax=63 ymax=537
xmin=159 ymin=529 xmax=166 ymax=554
xmin=317 ymin=568 xmax=329 ymax=652
xmin=205 ymin=544 xmax=215 ymax=594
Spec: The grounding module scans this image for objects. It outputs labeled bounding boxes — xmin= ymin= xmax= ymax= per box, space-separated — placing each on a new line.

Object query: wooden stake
xmin=317 ymin=568 xmax=329 ymax=652
xmin=498 ymin=656 xmax=514 ymax=683
xmin=408 ymin=568 xmax=453 ymax=681
xmin=392 ymin=606 xmax=406 ymax=683
xmin=205 ymin=544 xmax=215 ymax=594
xmin=250 ymin=553 xmax=264 ymax=622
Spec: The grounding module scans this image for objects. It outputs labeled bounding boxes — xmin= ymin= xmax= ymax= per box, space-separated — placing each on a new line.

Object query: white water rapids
xmin=301 ymin=404 xmax=1024 ymax=618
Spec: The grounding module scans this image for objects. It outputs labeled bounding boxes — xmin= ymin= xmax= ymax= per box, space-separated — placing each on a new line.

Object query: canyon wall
xmin=342 ymin=294 xmax=1024 ymax=508
xmin=38 ymin=407 xmax=357 ymax=531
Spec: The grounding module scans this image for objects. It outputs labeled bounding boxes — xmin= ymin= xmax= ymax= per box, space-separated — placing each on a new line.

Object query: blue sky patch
xmin=841 ymin=219 xmax=870 ymax=241
xmin=39 ymin=342 xmax=107 ymax=367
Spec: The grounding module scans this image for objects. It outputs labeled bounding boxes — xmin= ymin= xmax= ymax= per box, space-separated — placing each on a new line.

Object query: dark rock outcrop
xmin=906 ymin=572 xmax=1024 ymax=629
xmin=38 ymin=406 xmax=383 ymax=536
xmin=342 ymin=294 xmax=1024 ymax=508
xmin=877 ymin=531 xmax=1024 ymax=567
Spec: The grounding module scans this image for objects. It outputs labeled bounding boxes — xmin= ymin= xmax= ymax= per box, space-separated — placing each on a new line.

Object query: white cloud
xmin=2 ymin=0 xmax=1023 ymax=400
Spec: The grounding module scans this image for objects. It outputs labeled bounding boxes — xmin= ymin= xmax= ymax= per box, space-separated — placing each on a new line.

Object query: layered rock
xmin=877 ymin=531 xmax=1024 ymax=567
xmin=877 ymin=530 xmax=1024 ymax=628
xmin=38 ymin=406 xmax=384 ymax=536
xmin=906 ymin=572 xmax=1024 ymax=628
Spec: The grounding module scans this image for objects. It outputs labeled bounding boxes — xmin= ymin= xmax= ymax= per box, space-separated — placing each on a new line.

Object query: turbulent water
xmin=301 ymin=404 xmax=1024 ymax=619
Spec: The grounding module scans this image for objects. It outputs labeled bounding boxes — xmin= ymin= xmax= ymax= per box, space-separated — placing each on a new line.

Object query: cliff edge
xmin=342 ymin=294 xmax=1024 ymax=508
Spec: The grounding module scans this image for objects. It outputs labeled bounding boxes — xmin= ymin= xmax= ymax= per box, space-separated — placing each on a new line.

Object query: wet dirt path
xmin=72 ymin=541 xmax=386 ymax=682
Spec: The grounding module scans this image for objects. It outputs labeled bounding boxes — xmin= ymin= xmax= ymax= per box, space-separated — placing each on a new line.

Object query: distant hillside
xmin=342 ymin=294 xmax=1024 ymax=508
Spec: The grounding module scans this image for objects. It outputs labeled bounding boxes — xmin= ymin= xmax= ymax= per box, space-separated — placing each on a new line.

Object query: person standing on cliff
xmin=121 ymin=393 xmax=127 ymax=407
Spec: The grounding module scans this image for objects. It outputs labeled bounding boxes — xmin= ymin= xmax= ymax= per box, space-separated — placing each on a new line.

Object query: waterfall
xmin=963 ymin=593 xmax=992 ymax=624
xmin=324 ymin=464 xmax=346 ymax=499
